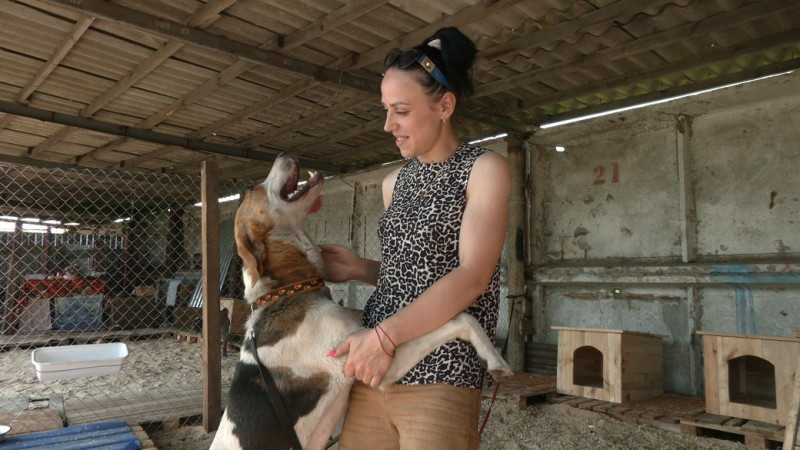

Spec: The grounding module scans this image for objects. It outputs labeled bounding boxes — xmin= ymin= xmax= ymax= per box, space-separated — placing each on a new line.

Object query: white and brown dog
xmin=211 ymin=152 xmax=512 ymax=450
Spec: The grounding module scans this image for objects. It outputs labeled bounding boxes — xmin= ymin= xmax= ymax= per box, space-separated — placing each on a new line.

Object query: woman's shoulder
xmin=382 ymin=166 xmax=402 ymax=189
xmin=381 ymin=166 xmax=403 ymax=208
xmin=467 ymin=148 xmax=511 ymax=195
xmin=457 ymin=142 xmax=504 ymax=163
xmin=471 ymin=147 xmax=509 ymax=175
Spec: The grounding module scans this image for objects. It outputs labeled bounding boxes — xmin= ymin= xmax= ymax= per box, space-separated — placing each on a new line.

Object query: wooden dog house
xmin=698 ymin=331 xmax=800 ymax=425
xmin=553 ymin=326 xmax=664 ymax=403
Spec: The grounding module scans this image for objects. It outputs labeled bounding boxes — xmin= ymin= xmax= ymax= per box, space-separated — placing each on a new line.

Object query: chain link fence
xmin=0 ymin=157 xmax=510 ymax=440
xmin=0 ymin=162 xmax=252 ymax=436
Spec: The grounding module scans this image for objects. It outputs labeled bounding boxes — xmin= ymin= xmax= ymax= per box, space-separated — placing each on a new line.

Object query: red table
xmin=14 ymin=278 xmax=107 ymax=332
xmin=21 ymin=278 xmax=105 ymax=301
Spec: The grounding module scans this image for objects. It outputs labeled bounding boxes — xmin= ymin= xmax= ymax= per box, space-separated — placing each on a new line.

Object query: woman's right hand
xmin=329 ymin=327 xmax=393 ymax=388
xmin=320 ymin=244 xmax=360 ymax=282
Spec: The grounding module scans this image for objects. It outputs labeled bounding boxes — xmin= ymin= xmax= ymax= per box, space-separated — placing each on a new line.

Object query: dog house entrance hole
xmin=573 ymin=346 xmax=603 ymax=388
xmin=728 ymin=355 xmax=776 ymax=409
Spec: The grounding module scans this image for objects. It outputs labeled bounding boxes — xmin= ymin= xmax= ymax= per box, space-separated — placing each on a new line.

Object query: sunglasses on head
xmin=384 ymin=48 xmax=452 ymax=91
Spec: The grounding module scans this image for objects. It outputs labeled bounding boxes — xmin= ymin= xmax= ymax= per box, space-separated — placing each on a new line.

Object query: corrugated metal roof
xmin=0 ymin=0 xmax=797 ymax=189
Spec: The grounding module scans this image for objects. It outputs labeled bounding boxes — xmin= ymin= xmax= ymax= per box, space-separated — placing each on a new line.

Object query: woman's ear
xmin=439 ymin=91 xmax=456 ymax=121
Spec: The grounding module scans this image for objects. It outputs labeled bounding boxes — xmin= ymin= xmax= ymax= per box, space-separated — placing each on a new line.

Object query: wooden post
xmin=506 ymin=130 xmax=528 ymax=371
xmin=676 ymin=114 xmax=697 ymax=263
xmin=530 ymin=139 xmax=549 ymax=346
xmin=201 ymin=161 xmax=222 ymax=431
xmin=784 ymin=355 xmax=800 ymax=449
xmin=122 ymin=229 xmax=130 ymax=291
xmin=3 ymin=221 xmax=22 ymax=333
xmin=43 ymin=226 xmax=51 ymax=273
xmin=92 ymin=228 xmax=99 ymax=272
xmin=166 ymin=203 xmax=185 ymax=276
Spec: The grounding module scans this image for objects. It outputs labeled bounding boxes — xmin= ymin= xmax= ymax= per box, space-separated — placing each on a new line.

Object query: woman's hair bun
xmin=420 ymin=27 xmax=477 ymax=101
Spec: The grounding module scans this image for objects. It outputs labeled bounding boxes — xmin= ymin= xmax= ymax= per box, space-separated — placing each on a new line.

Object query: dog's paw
xmin=488 ymin=362 xmax=514 ymax=382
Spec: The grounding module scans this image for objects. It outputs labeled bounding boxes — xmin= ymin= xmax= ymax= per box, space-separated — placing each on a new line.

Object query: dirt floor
xmin=0 ymin=339 xmax=769 ymax=449
xmin=149 ymin=398 xmax=760 ymax=450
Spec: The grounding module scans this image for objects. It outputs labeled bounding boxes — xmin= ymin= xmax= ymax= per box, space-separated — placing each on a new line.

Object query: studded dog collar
xmin=252 ymin=277 xmax=325 ymax=309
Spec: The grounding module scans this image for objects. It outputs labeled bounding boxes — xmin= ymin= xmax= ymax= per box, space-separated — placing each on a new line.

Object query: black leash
xmin=249 ymin=328 xmax=303 ymax=450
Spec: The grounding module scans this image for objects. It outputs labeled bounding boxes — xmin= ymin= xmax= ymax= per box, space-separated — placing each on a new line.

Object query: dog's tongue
xmin=308 ymin=196 xmax=322 ymax=214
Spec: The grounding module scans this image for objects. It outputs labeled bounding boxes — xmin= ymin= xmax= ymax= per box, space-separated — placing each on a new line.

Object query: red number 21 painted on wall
xmin=593 ymin=162 xmax=620 ymax=185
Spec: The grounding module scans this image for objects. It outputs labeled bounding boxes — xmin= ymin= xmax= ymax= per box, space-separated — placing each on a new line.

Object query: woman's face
xmin=381 ymin=68 xmax=450 ymax=161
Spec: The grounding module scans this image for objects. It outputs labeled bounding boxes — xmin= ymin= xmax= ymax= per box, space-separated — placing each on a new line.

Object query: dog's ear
xmin=235 ymin=218 xmax=263 ymax=288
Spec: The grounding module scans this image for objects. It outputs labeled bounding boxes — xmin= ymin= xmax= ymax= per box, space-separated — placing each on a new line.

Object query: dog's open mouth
xmin=280 ymin=166 xmax=322 ymax=203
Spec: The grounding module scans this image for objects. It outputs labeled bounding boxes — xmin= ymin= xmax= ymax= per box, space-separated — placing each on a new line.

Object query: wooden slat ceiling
xmin=1 ymin=0 xmax=799 ymax=184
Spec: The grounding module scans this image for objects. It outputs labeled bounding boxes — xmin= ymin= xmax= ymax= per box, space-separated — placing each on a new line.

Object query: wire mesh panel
xmin=0 ymin=162 xmax=250 ymax=435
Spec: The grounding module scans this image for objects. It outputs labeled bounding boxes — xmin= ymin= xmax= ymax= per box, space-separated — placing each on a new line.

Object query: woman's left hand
xmin=329 ymin=328 xmax=393 ymax=388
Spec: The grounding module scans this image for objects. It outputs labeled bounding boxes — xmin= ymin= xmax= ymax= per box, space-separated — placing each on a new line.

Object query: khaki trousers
xmin=338 ymin=382 xmax=481 ymax=450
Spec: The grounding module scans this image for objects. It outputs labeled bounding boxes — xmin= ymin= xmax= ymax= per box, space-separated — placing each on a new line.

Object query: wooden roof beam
xmin=281 ymin=0 xmax=390 ymax=51
xmin=18 ymin=15 xmax=95 ymax=104
xmin=326 ymin=137 xmax=396 ymax=163
xmin=288 ymin=117 xmax=385 ymax=153
xmin=137 ymin=59 xmax=252 ymax=132
xmin=80 ymin=0 xmax=235 ymax=118
xmin=0 ymin=100 xmax=345 ymax=173
xmin=351 ymin=0 xmax=527 ymax=70
xmin=476 ymin=0 xmax=800 ymax=98
xmin=527 ymin=57 xmax=800 ymax=127
xmin=167 ymin=154 xmax=225 ymax=176
xmin=43 ymin=0 xmax=380 ymax=94
xmin=91 ymin=2 xmax=382 ymax=167
xmin=238 ymin=94 xmax=375 ymax=148
xmin=478 ymin=0 xmax=680 ymax=62
xmin=188 ymin=79 xmax=318 ymax=139
xmin=83 ymin=59 xmax=254 ymax=166
xmin=514 ymin=27 xmax=800 ymax=114
xmin=46 ymin=0 xmax=233 ymax=165
xmin=0 ymin=114 xmax=14 ymax=132
xmin=217 ymin=162 xmax=272 ymax=181
xmin=26 ymin=127 xmax=73 ymax=158
xmin=118 ymin=145 xmax=181 ymax=169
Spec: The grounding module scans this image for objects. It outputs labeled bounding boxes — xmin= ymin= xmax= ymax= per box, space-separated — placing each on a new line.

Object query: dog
xmin=210 ymin=152 xmax=512 ymax=450
xmin=219 ymin=308 xmax=231 ymax=357
xmin=192 ymin=308 xmax=231 ymax=357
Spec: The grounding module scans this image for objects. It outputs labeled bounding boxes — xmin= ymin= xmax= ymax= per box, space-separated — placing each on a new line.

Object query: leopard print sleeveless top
xmin=362 ymin=142 xmax=501 ymax=388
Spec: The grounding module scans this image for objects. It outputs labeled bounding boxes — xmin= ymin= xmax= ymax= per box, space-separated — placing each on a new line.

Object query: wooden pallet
xmin=553 ymin=394 xmax=701 ymax=434
xmin=173 ymin=330 xmax=202 ymax=344
xmin=556 ymin=393 xmax=788 ymax=448
xmin=171 ymin=330 xmax=240 ymax=355
xmin=482 ymin=372 xmax=557 ymax=410
xmin=129 ymin=421 xmax=158 ymax=450
xmin=558 ymin=393 xmax=787 ymax=448
xmin=0 ymin=328 xmax=170 ymax=350
xmin=680 ymin=413 xmax=784 ymax=449
xmin=0 ymin=408 xmax=64 ymax=436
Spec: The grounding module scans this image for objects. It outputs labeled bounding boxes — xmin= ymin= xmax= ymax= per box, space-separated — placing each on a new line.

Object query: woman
xmin=323 ymin=27 xmax=511 ymax=449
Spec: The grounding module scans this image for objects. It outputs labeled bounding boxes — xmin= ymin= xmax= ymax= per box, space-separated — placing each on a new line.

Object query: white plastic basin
xmin=31 ymin=342 xmax=128 ymax=382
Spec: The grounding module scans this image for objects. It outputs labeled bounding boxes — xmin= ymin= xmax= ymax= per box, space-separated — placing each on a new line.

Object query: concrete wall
xmin=530 ymin=71 xmax=800 ymax=395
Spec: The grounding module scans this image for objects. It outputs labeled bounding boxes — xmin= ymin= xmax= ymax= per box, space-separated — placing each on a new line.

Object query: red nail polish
xmin=326 ymin=350 xmax=336 ymax=357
